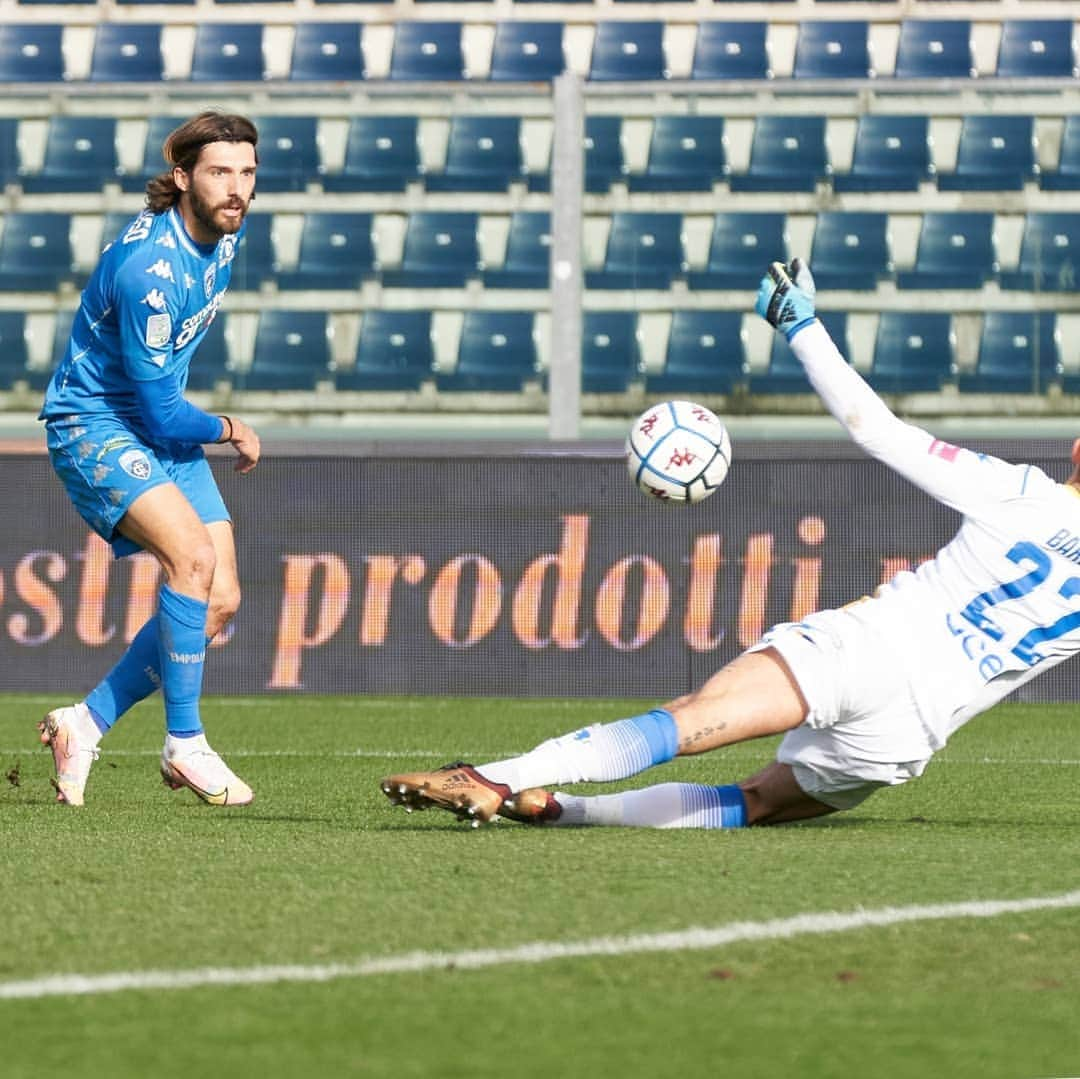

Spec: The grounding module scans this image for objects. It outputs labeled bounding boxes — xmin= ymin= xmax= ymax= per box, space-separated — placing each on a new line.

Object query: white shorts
xmin=749 ymin=609 xmax=934 ymax=810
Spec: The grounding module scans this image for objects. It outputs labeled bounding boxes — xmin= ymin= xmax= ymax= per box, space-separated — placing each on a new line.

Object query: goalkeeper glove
xmin=755 ymin=257 xmax=817 ymax=341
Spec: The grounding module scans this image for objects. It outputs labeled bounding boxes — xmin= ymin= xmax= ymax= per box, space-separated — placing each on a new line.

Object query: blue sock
xmin=157 ymin=584 xmax=209 ymax=738
xmin=85 ymin=617 xmax=162 ymax=733
xmin=574 ymin=708 xmax=679 ymax=782
xmin=705 ymin=784 xmax=748 ymax=828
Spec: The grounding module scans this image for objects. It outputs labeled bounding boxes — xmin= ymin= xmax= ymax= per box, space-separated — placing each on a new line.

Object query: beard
xmin=188 ymin=185 xmax=249 ymax=238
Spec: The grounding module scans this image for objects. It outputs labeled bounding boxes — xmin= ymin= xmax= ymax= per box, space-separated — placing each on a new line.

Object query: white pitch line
xmin=1 ymin=890 xmax=1078 ymax=1002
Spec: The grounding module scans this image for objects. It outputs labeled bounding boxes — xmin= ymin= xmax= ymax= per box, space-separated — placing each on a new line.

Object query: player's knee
xmin=173 ymin=538 xmax=218 ymax=594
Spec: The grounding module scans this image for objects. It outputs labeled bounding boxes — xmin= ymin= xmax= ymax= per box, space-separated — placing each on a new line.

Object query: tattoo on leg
xmin=679 ymin=723 xmax=727 ymax=752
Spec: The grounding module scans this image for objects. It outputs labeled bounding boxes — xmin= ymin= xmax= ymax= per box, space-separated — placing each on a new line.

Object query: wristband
xmin=217 ymin=415 xmax=234 ymax=444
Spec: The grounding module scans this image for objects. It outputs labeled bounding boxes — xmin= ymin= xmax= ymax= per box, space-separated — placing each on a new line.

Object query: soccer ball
xmin=625 ymin=400 xmax=732 ymax=504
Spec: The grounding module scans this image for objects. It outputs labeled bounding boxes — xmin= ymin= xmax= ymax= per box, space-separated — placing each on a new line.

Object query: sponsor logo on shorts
xmin=146 ymin=313 xmax=172 ymax=351
xmin=117 ymin=448 xmax=152 ymax=481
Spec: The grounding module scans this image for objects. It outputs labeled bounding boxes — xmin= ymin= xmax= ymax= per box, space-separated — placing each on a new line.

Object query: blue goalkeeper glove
xmin=755 ymin=257 xmax=817 ymax=341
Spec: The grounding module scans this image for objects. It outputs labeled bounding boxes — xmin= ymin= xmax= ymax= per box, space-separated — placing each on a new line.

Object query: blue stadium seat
xmin=896 ymin=212 xmax=996 ymax=290
xmin=20 ymin=117 xmax=120 ymax=193
xmin=645 ymin=311 xmax=746 ymax=395
xmin=959 ymin=312 xmax=1059 ymax=393
xmin=489 ymin=22 xmax=564 ymax=81
xmin=425 ymin=116 xmax=525 ymax=192
xmin=437 ymin=311 xmax=538 ymax=392
xmin=688 ymin=212 xmax=787 ymax=291
xmin=750 ymin=312 xmax=849 ymax=394
xmin=0 ymin=118 xmax=20 ymax=187
xmin=245 ymin=311 xmax=331 ymax=391
xmin=529 ymin=116 xmax=625 ymax=194
xmin=996 ymin=20 xmax=1076 ymax=78
xmin=833 ymin=115 xmax=931 ymax=193
xmin=290 ymin=22 xmax=365 ymax=81
xmin=589 ymin=22 xmax=667 ymax=81
xmin=90 ymin=23 xmax=163 ymax=81
xmin=322 ymin=116 xmax=421 ymax=192
xmin=937 ymin=115 xmax=1037 ymax=192
xmin=184 ymin=313 xmax=231 ymax=392
xmin=382 ymin=212 xmax=480 ymax=287
xmin=582 ymin=311 xmax=641 ymax=393
xmin=586 ymin=212 xmax=685 ymax=290
xmin=0 ymin=312 xmax=30 ymax=390
xmin=338 ymin=310 xmax=433 ymax=391
xmin=1040 ymin=115 xmax=1080 ymax=191
xmin=894 ymin=20 xmax=973 ymax=79
xmin=0 ymin=24 xmax=64 ymax=81
xmin=250 ymin=116 xmax=322 ymax=192
xmin=0 ymin=213 xmax=76 ymax=290
xmin=1000 ymin=213 xmax=1080 ymax=291
xmin=276 ymin=213 xmax=375 ymax=290
xmin=809 ymin=212 xmax=891 ymax=290
xmin=691 ymin=21 xmax=770 ymax=80
xmin=730 ymin=116 xmax=828 ymax=193
xmin=120 ymin=115 xmax=185 ymax=193
xmin=389 ymin=22 xmax=464 ymax=81
xmin=628 ymin=116 xmax=727 ymax=192
xmin=483 ymin=211 xmax=550 ymax=289
xmin=793 ymin=21 xmax=871 ymax=79
xmin=229 ymin=213 xmax=274 ymax=290
xmin=190 ymin=24 xmax=265 ymax=82
xmin=868 ymin=312 xmax=955 ymax=393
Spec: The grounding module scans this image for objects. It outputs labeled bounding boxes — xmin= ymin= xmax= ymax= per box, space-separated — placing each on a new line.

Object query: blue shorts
xmin=45 ymin=415 xmax=230 ymax=558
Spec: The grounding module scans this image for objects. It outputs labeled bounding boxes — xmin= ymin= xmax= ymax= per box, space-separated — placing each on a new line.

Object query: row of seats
xmin=0 ymin=19 xmax=1077 ymax=83
xmin=3 ymin=210 xmax=1079 ymax=293
xmin=5 ymin=112 xmax=1079 ymax=195
xmin=1 ymin=308 xmax=1065 ymax=396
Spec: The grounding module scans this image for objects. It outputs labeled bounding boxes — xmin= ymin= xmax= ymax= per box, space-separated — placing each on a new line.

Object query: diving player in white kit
xmin=380 ymin=257 xmax=1080 ymax=829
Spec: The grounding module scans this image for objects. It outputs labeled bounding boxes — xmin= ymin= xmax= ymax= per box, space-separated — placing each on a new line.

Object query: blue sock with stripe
xmin=157 ymin=584 xmax=209 ymax=738
xmin=84 ymin=617 xmax=162 ymax=734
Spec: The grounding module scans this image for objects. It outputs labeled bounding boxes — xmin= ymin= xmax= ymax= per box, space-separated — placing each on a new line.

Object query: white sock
xmin=164 ymin=731 xmax=210 ymax=757
xmin=551 ymin=783 xmax=748 ymax=829
xmin=71 ymin=702 xmax=103 ymax=746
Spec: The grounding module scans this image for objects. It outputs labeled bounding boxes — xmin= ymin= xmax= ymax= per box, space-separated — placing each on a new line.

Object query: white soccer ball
xmin=625 ymin=400 xmax=732 ymax=504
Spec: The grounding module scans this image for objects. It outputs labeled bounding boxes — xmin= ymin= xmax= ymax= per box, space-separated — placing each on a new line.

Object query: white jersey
xmin=792 ymin=320 xmax=1080 ymax=750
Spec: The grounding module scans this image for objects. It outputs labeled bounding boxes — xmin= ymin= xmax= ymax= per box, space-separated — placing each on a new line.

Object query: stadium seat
xmin=688 ymin=212 xmax=787 ymax=291
xmin=628 ymin=116 xmax=727 ymax=193
xmin=425 ymin=116 xmax=526 ymax=192
xmin=529 ymin=115 xmax=625 ymax=194
xmin=338 ymin=310 xmax=433 ymax=391
xmin=868 ymin=312 xmax=955 ymax=393
xmin=832 ymin=115 xmax=932 ymax=193
xmin=750 ymin=312 xmax=848 ymax=394
xmin=100 ymin=211 xmax=140 ymax=251
xmin=489 ymin=22 xmax=564 ymax=82
xmin=809 ymin=212 xmax=891 ymax=290
xmin=582 ymin=312 xmax=641 ymax=393
xmin=996 ymin=20 xmax=1077 ymax=79
xmin=586 ymin=212 xmax=686 ymax=290
xmin=1000 ymin=212 xmax=1080 ymax=291
xmin=589 ymin=22 xmax=667 ymax=81
xmin=120 ymin=115 xmax=185 ymax=193
xmin=184 ymin=313 xmax=231 ymax=392
xmin=1040 ymin=115 xmax=1080 ymax=191
xmin=90 ymin=23 xmax=163 ymax=81
xmin=645 ymin=311 xmax=746 ymax=395
xmin=959 ymin=312 xmax=1059 ymax=393
xmin=382 ymin=212 xmax=480 ymax=287
xmin=691 ymin=21 xmax=770 ymax=80
xmin=896 ymin=212 xmax=996 ymax=290
xmin=793 ymin=21 xmax=871 ymax=79
xmin=0 ymin=213 xmax=76 ymax=290
xmin=730 ymin=116 xmax=828 ymax=193
xmin=894 ymin=19 xmax=974 ymax=79
xmin=0 ymin=311 xmax=30 ymax=390
xmin=290 ymin=22 xmax=365 ymax=81
xmin=276 ymin=213 xmax=375 ymax=290
xmin=0 ymin=24 xmax=64 ymax=81
xmin=244 ymin=311 xmax=331 ymax=391
xmin=437 ymin=311 xmax=538 ymax=392
xmin=936 ymin=115 xmax=1037 ymax=192
xmin=20 ymin=116 xmax=121 ymax=193
xmin=229 ymin=213 xmax=274 ymax=290
xmin=0 ymin=118 xmax=20 ymax=188
xmin=190 ymin=24 xmax=265 ymax=82
xmin=250 ymin=115 xmax=322 ymax=192
xmin=322 ymin=116 xmax=422 ymax=192
xmin=483 ymin=211 xmax=550 ymax=289
xmin=389 ymin=22 xmax=464 ymax=81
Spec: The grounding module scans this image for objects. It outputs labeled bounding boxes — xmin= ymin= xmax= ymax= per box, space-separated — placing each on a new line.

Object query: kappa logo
xmin=117 ymin=448 xmax=152 ymax=482
xmin=142 ymin=288 xmax=167 ymax=311
xmin=156 ymin=233 xmax=177 ymax=249
xmin=146 ymin=259 xmax=175 ymax=282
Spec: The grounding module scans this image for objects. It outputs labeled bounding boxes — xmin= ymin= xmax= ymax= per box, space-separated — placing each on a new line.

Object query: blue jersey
xmin=40 ymin=207 xmax=239 ymax=442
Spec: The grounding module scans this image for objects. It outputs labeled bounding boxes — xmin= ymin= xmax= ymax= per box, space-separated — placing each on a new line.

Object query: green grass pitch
xmin=0 ymin=694 xmax=1078 ymax=1079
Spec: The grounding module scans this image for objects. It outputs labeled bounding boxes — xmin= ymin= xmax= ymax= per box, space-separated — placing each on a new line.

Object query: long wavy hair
xmin=144 ymin=111 xmax=259 ymax=213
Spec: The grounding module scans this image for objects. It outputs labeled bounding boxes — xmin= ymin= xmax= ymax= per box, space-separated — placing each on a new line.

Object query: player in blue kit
xmin=38 ymin=112 xmax=261 ymax=806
